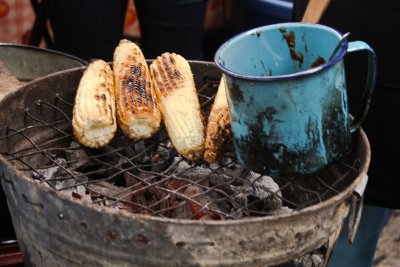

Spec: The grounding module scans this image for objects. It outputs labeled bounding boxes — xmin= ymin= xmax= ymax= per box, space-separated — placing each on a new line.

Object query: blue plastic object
xmin=244 ymin=0 xmax=294 ymax=29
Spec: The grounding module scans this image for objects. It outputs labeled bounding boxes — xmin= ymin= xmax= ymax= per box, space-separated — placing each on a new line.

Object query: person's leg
xmin=328 ymin=205 xmax=391 ymax=267
xmin=134 ymin=0 xmax=208 ymax=60
xmin=45 ymin=0 xmax=128 ymax=61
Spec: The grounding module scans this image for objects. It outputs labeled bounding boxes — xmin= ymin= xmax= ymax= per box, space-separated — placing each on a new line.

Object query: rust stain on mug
xmin=280 ymin=28 xmax=304 ymax=65
xmin=311 ymin=56 xmax=326 ymax=68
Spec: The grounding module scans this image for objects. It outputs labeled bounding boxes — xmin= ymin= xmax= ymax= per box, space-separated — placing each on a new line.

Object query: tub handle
xmin=347 ymin=173 xmax=368 ymax=243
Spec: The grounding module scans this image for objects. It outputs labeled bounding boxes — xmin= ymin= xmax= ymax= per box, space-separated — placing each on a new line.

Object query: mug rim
xmin=214 ymin=22 xmax=348 ymax=81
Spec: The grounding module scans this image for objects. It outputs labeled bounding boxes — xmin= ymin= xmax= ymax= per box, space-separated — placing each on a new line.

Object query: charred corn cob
xmin=72 ymin=59 xmax=117 ymax=148
xmin=150 ymin=52 xmax=205 ymax=161
xmin=203 ymin=76 xmax=232 ymax=163
xmin=113 ymin=39 xmax=161 ymax=140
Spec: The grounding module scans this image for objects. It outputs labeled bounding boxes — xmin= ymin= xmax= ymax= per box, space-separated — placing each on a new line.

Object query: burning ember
xmin=32 ymin=134 xmax=291 ymax=220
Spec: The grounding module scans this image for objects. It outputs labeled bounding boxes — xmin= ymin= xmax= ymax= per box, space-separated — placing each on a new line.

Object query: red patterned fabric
xmin=0 ymin=0 xmax=35 ymax=44
xmin=0 ymin=0 xmax=224 ymax=45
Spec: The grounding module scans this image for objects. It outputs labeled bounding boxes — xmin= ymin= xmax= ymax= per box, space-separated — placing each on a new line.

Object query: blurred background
xmin=0 ymin=0 xmax=294 ymax=61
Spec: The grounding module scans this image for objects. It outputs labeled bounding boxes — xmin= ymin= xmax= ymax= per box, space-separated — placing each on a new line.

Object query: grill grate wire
xmin=0 ymin=77 xmax=361 ymax=220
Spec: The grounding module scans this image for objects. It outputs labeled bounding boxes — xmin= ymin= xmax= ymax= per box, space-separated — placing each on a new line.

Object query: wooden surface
xmin=374 ymin=210 xmax=400 ymax=267
xmin=0 ymin=60 xmax=23 ymax=101
xmin=301 ymin=0 xmax=331 ymax=23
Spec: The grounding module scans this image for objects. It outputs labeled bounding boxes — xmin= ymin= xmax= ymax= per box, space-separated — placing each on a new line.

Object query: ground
xmin=374 ymin=210 xmax=400 ymax=267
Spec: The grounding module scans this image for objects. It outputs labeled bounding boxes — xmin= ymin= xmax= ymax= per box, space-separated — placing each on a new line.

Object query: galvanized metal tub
xmin=0 ymin=43 xmax=87 ymax=81
xmin=0 ymin=43 xmax=87 ymax=242
xmin=0 ymin=62 xmax=369 ymax=267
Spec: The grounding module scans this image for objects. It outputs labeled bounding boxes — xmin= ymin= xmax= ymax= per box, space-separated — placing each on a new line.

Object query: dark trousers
xmin=45 ymin=0 xmax=128 ymax=61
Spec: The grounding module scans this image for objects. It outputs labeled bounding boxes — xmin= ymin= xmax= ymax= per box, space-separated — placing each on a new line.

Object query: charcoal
xmin=33 ymin=158 xmax=67 ymax=185
xmin=65 ymin=141 xmax=89 ymax=170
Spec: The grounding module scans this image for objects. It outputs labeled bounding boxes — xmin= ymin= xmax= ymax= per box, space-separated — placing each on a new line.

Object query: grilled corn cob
xmin=150 ymin=52 xmax=205 ymax=161
xmin=113 ymin=39 xmax=161 ymax=140
xmin=203 ymin=76 xmax=232 ymax=163
xmin=72 ymin=59 xmax=117 ymax=148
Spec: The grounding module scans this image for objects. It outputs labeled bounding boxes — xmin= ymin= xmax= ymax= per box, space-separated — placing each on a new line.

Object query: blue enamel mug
xmin=214 ymin=23 xmax=377 ymax=177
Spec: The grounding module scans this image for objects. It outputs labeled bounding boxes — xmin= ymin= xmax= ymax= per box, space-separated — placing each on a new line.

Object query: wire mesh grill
xmin=0 ymin=74 xmax=362 ymax=221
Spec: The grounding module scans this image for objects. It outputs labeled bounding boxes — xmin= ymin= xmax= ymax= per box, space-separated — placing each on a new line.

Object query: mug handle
xmin=346 ymin=41 xmax=377 ymax=133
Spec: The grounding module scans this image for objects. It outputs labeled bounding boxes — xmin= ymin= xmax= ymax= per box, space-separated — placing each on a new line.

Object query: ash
xmin=32 ymin=139 xmax=293 ymax=220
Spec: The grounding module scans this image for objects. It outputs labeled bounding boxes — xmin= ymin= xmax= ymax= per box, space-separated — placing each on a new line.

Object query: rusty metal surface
xmin=0 ymin=60 xmax=23 ymax=100
xmin=2 ymin=170 xmax=352 ymax=267
xmin=0 ymin=62 xmax=370 ymax=267
xmin=0 ymin=44 xmax=87 ymax=245
xmin=0 ymin=43 xmax=87 ymax=82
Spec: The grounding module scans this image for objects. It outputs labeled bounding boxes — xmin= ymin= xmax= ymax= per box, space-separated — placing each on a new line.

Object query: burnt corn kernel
xmin=204 ymin=78 xmax=232 ymax=163
xmin=72 ymin=59 xmax=117 ymax=148
xmin=113 ymin=39 xmax=161 ymax=140
xmin=150 ymin=52 xmax=205 ymax=161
